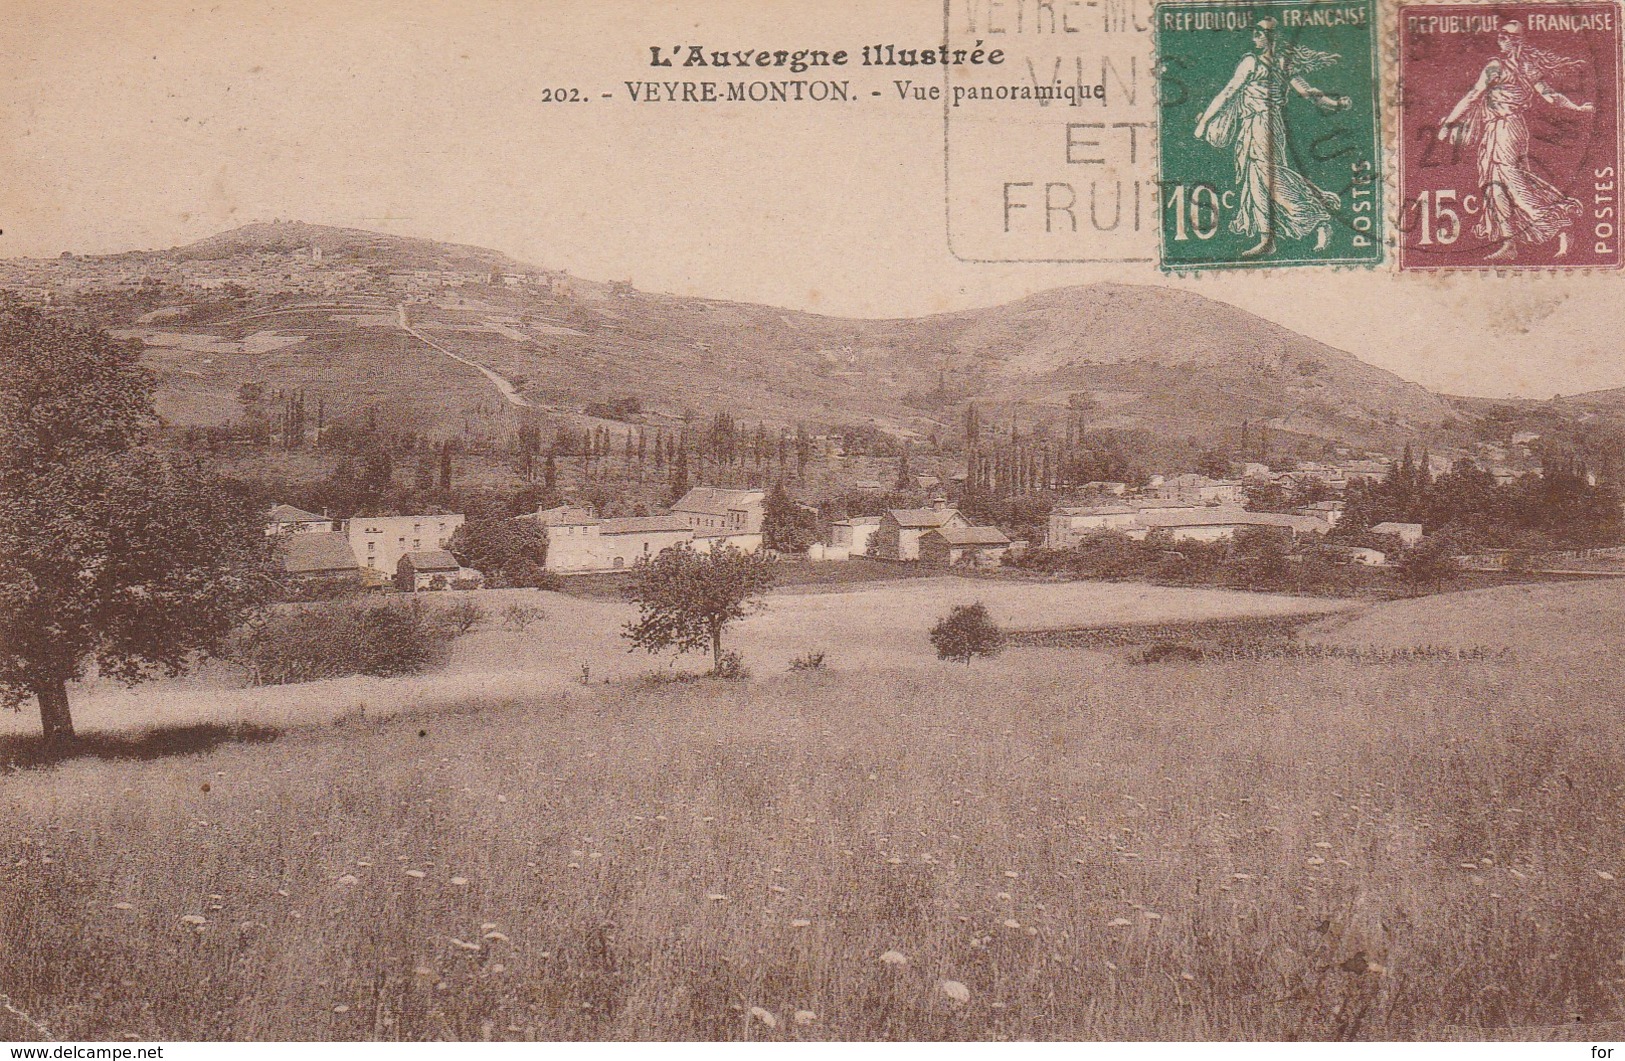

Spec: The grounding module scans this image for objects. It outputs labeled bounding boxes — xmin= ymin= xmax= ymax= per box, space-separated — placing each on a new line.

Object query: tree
xmin=0 ymin=309 xmax=278 ymax=742
xmin=669 ymin=450 xmax=690 ymax=503
xmin=1397 ymin=539 xmax=1457 ymax=597
xmin=894 ymin=442 xmax=914 ymax=491
xmin=448 ymin=516 xmax=550 ymax=588
xmin=622 ymin=544 xmax=776 ymax=672
xmin=762 ymin=480 xmax=818 ymax=553
xmin=929 ymin=602 xmax=1004 ymax=665
xmin=1196 ymin=449 xmax=1232 ymax=479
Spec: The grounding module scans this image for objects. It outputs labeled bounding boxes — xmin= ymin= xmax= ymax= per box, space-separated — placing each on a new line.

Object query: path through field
xmin=396 ymin=303 xmax=533 ymax=408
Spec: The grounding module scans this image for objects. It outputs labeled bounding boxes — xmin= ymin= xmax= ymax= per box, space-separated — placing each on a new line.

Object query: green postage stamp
xmin=1156 ymin=0 xmax=1383 ymax=269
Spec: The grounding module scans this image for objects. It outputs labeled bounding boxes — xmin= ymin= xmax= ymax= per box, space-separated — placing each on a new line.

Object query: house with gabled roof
xmin=395 ymin=549 xmax=481 ymax=592
xmin=1370 ymin=521 xmax=1424 ymax=546
xmin=266 ymin=503 xmax=334 ymax=536
xmin=919 ymin=525 xmax=1015 ymax=567
xmin=277 ymin=531 xmax=362 ymax=581
xmin=872 ymin=499 xmax=970 ymax=560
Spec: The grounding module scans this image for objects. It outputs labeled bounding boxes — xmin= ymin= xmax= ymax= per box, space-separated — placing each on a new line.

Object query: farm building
xmin=670 ymin=487 xmax=765 ymax=535
xmin=348 ymin=513 xmax=464 ymax=579
xmin=810 ymin=516 xmax=882 ymax=562
xmin=266 ymin=503 xmax=334 ymax=536
xmin=1135 ymin=508 xmax=1331 ymax=543
xmin=872 ymin=501 xmax=970 ymax=561
xmin=1371 ymin=521 xmax=1425 ymax=546
xmin=1147 ymin=475 xmax=1247 ymax=505
xmin=597 ymin=516 xmax=696 ymax=569
xmin=919 ymin=526 xmax=1015 ymax=567
xmin=537 ymin=505 xmax=696 ymax=572
xmin=395 ymin=550 xmax=481 ymax=592
xmin=1047 ymin=504 xmax=1141 ymax=548
xmin=831 ymin=515 xmax=881 ymax=556
xmin=277 ymin=531 xmax=362 ymax=581
xmin=692 ymin=529 xmax=764 ymax=556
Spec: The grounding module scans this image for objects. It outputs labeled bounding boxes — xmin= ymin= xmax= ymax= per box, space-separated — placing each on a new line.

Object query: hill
xmin=14 ymin=223 xmax=1463 ymax=453
xmin=165 ymin=220 xmax=539 ymax=274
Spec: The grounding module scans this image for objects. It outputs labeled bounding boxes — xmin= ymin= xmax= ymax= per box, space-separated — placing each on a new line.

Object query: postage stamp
xmin=1155 ymin=0 xmax=1383 ymax=270
xmin=1397 ymin=2 xmax=1623 ymax=270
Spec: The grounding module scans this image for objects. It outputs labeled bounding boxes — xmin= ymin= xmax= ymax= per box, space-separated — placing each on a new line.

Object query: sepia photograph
xmin=4 ymin=0 xmax=1625 ymax=1046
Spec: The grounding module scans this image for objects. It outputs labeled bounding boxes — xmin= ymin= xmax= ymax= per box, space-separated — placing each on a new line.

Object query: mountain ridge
xmin=7 ymin=222 xmax=1497 ymax=453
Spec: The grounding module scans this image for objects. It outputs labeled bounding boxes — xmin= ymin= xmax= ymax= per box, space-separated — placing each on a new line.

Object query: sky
xmin=4 ymin=0 xmax=1623 ymax=398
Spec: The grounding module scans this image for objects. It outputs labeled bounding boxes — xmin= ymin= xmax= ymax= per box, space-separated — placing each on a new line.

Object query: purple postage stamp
xmin=1398 ymin=2 xmax=1624 ymax=269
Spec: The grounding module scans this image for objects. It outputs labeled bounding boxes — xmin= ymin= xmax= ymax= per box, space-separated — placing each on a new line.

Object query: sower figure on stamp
xmin=1194 ymin=19 xmax=1352 ymax=258
xmin=1438 ymin=20 xmax=1594 ymax=261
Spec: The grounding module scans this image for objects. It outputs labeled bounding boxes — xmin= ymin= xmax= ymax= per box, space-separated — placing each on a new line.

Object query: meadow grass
xmin=3 ymin=650 xmax=1624 ymax=1041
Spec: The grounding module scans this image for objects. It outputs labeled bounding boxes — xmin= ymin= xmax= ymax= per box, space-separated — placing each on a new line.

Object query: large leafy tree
xmin=0 ymin=309 xmax=277 ymax=742
xmin=622 ymin=544 xmax=776 ymax=671
xmin=448 ymin=515 xmax=550 ymax=587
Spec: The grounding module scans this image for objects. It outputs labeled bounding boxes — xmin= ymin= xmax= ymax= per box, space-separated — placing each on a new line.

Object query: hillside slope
xmin=19 ymin=223 xmax=1460 ymax=450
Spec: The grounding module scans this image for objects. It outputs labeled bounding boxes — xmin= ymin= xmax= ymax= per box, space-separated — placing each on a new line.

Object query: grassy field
xmin=0 ymin=578 xmax=1354 ymax=740
xmin=1303 ymin=579 xmax=1625 ymax=660
xmin=3 ymin=581 xmax=1623 ymax=1040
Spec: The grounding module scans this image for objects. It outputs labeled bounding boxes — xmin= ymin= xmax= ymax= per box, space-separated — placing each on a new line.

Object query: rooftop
xmin=268 ymin=503 xmax=326 ymax=524
xmin=402 ymin=549 xmax=461 ymax=571
xmin=1136 ymin=508 xmax=1330 ymax=533
xmin=927 ymin=526 xmax=1013 ymax=546
xmin=888 ymin=507 xmax=961 ymax=528
xmin=280 ymin=532 xmax=360 ymax=575
xmin=671 ymin=487 xmax=765 ymax=516
xmin=602 ymin=515 xmax=692 ymax=535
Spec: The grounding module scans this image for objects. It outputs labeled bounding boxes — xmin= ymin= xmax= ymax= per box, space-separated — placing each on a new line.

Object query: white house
xmin=348 ymin=513 xmax=465 ymax=579
xmin=810 ymin=516 xmax=881 ymax=562
xmin=537 ymin=505 xmax=695 ymax=572
xmin=833 ymin=515 xmax=881 ymax=556
xmin=1047 ymin=504 xmax=1141 ymax=548
xmin=873 ymin=500 xmax=969 ymax=561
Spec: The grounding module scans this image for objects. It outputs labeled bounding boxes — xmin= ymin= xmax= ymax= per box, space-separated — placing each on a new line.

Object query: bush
xmin=929 ymin=602 xmax=1004 ymax=665
xmin=1136 ymin=642 xmax=1207 ymax=664
xmin=278 ymin=576 xmax=366 ymax=603
xmin=789 ymin=649 xmax=827 ymax=671
xmin=711 ymin=650 xmax=750 ymax=680
xmin=501 ymin=602 xmax=547 ymax=631
xmin=440 ymin=598 xmax=486 ymax=636
xmin=228 ymin=599 xmax=461 ymax=686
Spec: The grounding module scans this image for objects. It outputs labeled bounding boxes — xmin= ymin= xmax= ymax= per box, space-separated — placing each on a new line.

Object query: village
xmin=265 ymin=453 xmax=1456 ymax=591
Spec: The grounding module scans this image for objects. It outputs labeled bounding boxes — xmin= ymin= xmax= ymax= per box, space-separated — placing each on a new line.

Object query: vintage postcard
xmin=5 ymin=0 xmax=1625 ymax=1047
